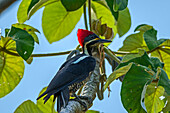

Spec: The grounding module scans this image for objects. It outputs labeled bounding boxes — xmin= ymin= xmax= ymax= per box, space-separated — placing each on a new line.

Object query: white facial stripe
xmin=72 ymin=56 xmax=88 ymax=64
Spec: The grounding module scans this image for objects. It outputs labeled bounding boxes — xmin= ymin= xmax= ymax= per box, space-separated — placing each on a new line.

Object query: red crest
xmin=77 ymin=29 xmax=94 ymax=46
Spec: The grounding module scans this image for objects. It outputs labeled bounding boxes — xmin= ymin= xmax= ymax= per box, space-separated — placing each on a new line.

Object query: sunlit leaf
xmin=104 ymin=63 xmax=133 ymax=91
xmin=17 ymin=0 xmax=32 ymax=23
xmin=162 ymin=94 xmax=170 ymax=113
xmin=8 ymin=26 xmax=34 ymax=60
xmin=36 ymin=87 xmax=57 ymax=113
xmin=14 ymin=100 xmax=43 ymax=113
xmin=0 ymin=37 xmax=24 ymax=98
xmin=12 ymin=23 xmax=40 ymax=44
xmin=121 ymin=64 xmax=153 ymax=113
xmin=152 ymin=49 xmax=170 ymax=79
xmin=134 ymin=24 xmax=153 ymax=32
xmin=116 ymin=52 xmax=155 ymax=71
xmin=92 ymin=1 xmax=117 ymax=37
xmin=122 ymin=49 xmax=145 ymax=62
xmin=105 ymin=0 xmax=119 ymax=20
xmin=158 ymin=68 xmax=170 ymax=95
xmin=118 ymin=32 xmax=147 ymax=52
xmin=143 ymin=29 xmax=167 ymax=51
xmin=42 ymin=1 xmax=82 ymax=43
xmin=61 ymin=0 xmax=86 ymax=11
xmin=28 ymin=0 xmax=59 ymax=19
xmin=117 ymin=8 xmax=131 ymax=37
xmin=86 ymin=110 xmax=100 ymax=113
xmin=145 ymin=83 xmax=165 ymax=113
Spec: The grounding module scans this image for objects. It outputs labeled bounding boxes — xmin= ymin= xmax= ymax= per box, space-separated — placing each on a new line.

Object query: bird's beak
xmin=96 ymin=38 xmax=112 ymax=43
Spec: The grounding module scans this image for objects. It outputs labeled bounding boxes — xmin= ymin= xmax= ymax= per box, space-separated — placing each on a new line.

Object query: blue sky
xmin=0 ymin=0 xmax=170 ymax=113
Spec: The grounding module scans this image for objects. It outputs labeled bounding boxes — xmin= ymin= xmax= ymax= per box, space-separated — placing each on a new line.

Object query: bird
xmin=37 ymin=29 xmax=111 ymax=112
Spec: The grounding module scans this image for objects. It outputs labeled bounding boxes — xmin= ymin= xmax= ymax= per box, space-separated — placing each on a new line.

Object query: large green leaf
xmin=118 ymin=24 xmax=153 ymax=52
xmin=42 ymin=1 xmax=82 ymax=43
xmin=8 ymin=27 xmax=34 ymax=60
xmin=105 ymin=0 xmax=119 ymax=20
xmin=12 ymin=23 xmax=40 ymax=44
xmin=117 ymin=7 xmax=131 ymax=37
xmin=14 ymin=100 xmax=43 ymax=113
xmin=121 ymin=64 xmax=153 ymax=113
xmin=144 ymin=84 xmax=165 ymax=113
xmin=0 ymin=37 xmax=25 ymax=98
xmin=152 ymin=48 xmax=170 ymax=79
xmin=118 ymin=32 xmax=147 ymax=52
xmin=92 ymin=1 xmax=117 ymax=37
xmin=17 ymin=0 xmax=32 ymax=23
xmin=143 ymin=29 xmax=167 ymax=51
xmin=104 ymin=63 xmax=133 ymax=91
xmin=28 ymin=0 xmax=59 ymax=19
xmin=114 ymin=0 xmax=128 ymax=11
xmin=116 ymin=52 xmax=155 ymax=71
xmin=36 ymin=87 xmax=57 ymax=113
xmin=158 ymin=68 xmax=170 ymax=95
xmin=61 ymin=0 xmax=86 ymax=11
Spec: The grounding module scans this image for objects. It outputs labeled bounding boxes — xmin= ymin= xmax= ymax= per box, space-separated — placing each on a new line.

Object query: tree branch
xmin=0 ymin=0 xmax=16 ymax=13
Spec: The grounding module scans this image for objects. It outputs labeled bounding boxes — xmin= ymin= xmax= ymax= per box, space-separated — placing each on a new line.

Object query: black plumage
xmin=37 ymin=54 xmax=96 ymax=112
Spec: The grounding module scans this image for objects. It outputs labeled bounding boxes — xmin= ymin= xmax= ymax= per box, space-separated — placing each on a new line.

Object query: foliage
xmin=0 ymin=0 xmax=170 ymax=113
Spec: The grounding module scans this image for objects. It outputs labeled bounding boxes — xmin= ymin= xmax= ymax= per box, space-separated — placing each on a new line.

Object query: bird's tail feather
xmin=57 ymin=87 xmax=69 ymax=112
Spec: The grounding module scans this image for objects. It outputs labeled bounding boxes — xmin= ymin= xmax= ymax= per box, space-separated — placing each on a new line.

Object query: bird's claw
xmin=70 ymin=98 xmax=87 ymax=111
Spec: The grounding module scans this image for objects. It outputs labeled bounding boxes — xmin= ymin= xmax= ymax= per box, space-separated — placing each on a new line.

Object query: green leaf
xmin=162 ymin=94 xmax=170 ymax=113
xmin=121 ymin=64 xmax=153 ymax=113
xmin=8 ymin=26 xmax=34 ymax=60
xmin=105 ymin=0 xmax=119 ymax=20
xmin=28 ymin=0 xmax=59 ymax=19
xmin=17 ymin=0 xmax=33 ymax=23
xmin=122 ymin=49 xmax=145 ymax=62
xmin=14 ymin=100 xmax=43 ymax=113
xmin=114 ymin=0 xmax=128 ymax=11
xmin=143 ymin=29 xmax=167 ymax=51
xmin=5 ymin=29 xmax=10 ymax=37
xmin=134 ymin=24 xmax=153 ymax=32
xmin=12 ymin=23 xmax=40 ymax=44
xmin=116 ymin=52 xmax=155 ymax=71
xmin=36 ymin=87 xmax=57 ymax=113
xmin=104 ymin=63 xmax=133 ymax=91
xmin=145 ymin=84 xmax=165 ymax=113
xmin=42 ymin=1 xmax=82 ymax=43
xmin=28 ymin=0 xmax=40 ymax=14
xmin=0 ymin=38 xmax=25 ymax=98
xmin=86 ymin=110 xmax=100 ymax=113
xmin=61 ymin=0 xmax=86 ymax=11
xmin=92 ymin=1 xmax=117 ymax=37
xmin=158 ymin=68 xmax=170 ymax=95
xmin=150 ymin=57 xmax=164 ymax=69
xmin=118 ymin=32 xmax=147 ymax=52
xmin=117 ymin=7 xmax=131 ymax=37
xmin=152 ymin=48 xmax=170 ymax=79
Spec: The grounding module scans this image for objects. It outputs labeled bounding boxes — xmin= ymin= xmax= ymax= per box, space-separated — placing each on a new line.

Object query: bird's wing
xmin=45 ymin=55 xmax=96 ymax=94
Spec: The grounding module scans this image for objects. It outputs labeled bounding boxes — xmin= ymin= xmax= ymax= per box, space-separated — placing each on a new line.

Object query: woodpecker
xmin=37 ymin=29 xmax=111 ymax=112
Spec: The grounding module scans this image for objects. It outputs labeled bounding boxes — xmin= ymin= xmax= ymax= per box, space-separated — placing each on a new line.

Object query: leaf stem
xmin=83 ymin=3 xmax=88 ymax=30
xmin=104 ymin=47 xmax=121 ymax=64
xmin=88 ymin=0 xmax=92 ymax=31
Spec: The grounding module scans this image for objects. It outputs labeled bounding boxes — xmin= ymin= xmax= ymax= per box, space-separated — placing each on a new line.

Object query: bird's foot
xmin=70 ymin=94 xmax=92 ymax=111
xmin=70 ymin=97 xmax=87 ymax=111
